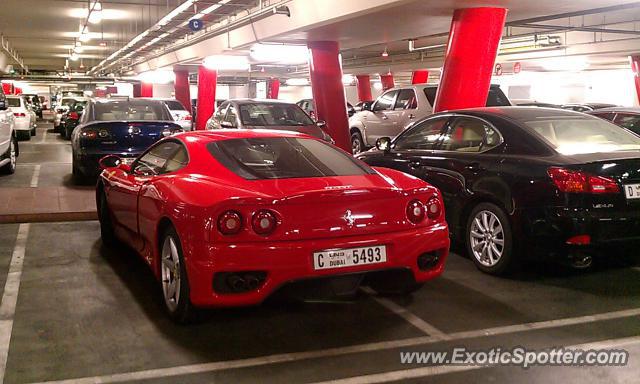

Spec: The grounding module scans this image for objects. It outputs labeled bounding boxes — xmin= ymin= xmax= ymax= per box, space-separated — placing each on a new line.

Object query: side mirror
xmin=376 ymin=137 xmax=392 ymax=153
xmin=220 ymin=121 xmax=234 ymax=128
xmin=316 ymin=120 xmax=327 ymax=129
xmin=362 ymin=101 xmax=373 ymax=111
xmin=98 ymin=154 xmax=122 ymax=169
xmin=0 ymin=99 xmax=6 ymax=111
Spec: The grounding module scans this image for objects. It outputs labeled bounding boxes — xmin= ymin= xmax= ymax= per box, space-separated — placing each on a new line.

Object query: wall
xmin=277 ymin=85 xmax=313 ymax=103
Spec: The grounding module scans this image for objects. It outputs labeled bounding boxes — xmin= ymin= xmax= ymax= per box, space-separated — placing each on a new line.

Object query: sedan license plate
xmin=313 ymin=245 xmax=387 ymax=270
xmin=624 ymin=184 xmax=640 ymax=200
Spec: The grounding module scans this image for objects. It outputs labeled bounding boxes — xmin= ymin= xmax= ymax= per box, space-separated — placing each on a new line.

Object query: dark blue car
xmin=71 ymin=98 xmax=182 ymax=179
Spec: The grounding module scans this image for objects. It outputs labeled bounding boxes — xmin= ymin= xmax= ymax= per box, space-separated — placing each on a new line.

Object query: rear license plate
xmin=122 ymin=157 xmax=136 ymax=165
xmin=624 ymin=184 xmax=640 ymax=200
xmin=313 ymin=245 xmax=387 ymax=270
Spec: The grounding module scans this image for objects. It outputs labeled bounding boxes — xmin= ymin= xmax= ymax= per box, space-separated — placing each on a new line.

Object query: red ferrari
xmin=96 ymin=130 xmax=449 ymax=322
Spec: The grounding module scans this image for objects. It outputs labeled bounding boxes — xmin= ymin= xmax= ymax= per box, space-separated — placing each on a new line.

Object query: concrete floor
xmin=0 ymin=122 xmax=639 ymax=383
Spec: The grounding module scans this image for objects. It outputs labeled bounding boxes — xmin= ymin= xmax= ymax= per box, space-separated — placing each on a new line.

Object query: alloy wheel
xmin=9 ymin=139 xmax=16 ymax=170
xmin=352 ymin=137 xmax=361 ymax=154
xmin=161 ymin=236 xmax=181 ymax=312
xmin=469 ymin=210 xmax=505 ymax=267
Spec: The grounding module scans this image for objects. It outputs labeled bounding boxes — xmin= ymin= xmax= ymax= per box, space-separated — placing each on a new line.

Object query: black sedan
xmin=357 ymin=107 xmax=640 ymax=275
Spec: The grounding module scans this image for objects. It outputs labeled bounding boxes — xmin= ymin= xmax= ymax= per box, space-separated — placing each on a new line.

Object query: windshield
xmin=93 ymin=100 xmax=172 ymax=121
xmin=208 ymin=137 xmax=373 ymax=180
xmin=238 ymin=103 xmax=314 ymax=127
xmin=164 ymin=100 xmax=186 ymax=111
xmin=61 ymin=99 xmax=78 ymax=107
xmin=524 ymin=117 xmax=640 ymax=155
xmin=7 ymin=98 xmax=20 ymax=108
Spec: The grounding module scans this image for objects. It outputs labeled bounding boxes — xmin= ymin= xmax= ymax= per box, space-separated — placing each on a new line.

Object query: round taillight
xmin=218 ymin=211 xmax=242 ymax=235
xmin=426 ymin=197 xmax=442 ymax=220
xmin=252 ymin=210 xmax=278 ymax=235
xmin=406 ymin=200 xmax=426 ymax=224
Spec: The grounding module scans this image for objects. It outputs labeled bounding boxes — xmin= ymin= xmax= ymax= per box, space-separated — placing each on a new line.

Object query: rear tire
xmin=17 ymin=131 xmax=30 ymax=141
xmin=351 ymin=130 xmax=364 ymax=154
xmin=160 ymin=227 xmax=195 ymax=324
xmin=31 ymin=127 xmax=36 ymax=136
xmin=0 ymin=136 xmax=17 ymax=175
xmin=98 ymin=191 xmax=117 ymax=247
xmin=465 ymin=202 xmax=515 ymax=275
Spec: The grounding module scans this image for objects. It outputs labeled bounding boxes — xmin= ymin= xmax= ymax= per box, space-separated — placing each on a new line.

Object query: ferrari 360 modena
xmin=96 ymin=130 xmax=449 ymax=322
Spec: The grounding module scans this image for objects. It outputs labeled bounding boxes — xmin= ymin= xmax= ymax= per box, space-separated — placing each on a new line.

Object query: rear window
xmin=238 ymin=103 xmax=314 ymax=127
xmin=208 ymin=137 xmax=374 ymax=180
xmin=7 ymin=98 xmax=20 ymax=107
xmin=93 ymin=100 xmax=172 ymax=121
xmin=523 ymin=117 xmax=640 ymax=155
xmin=423 ymin=86 xmax=511 ymax=107
xmin=61 ymin=98 xmax=77 ymax=107
xmin=164 ymin=100 xmax=186 ymax=111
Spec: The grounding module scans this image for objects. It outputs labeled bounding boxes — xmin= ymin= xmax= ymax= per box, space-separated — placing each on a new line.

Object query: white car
xmin=6 ymin=95 xmax=36 ymax=140
xmin=0 ymin=90 xmax=18 ymax=174
xmin=153 ymin=98 xmax=192 ymax=131
xmin=54 ymin=97 xmax=88 ymax=131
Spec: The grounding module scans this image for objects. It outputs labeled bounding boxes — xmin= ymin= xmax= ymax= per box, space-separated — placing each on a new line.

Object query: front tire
xmin=98 ymin=191 xmax=117 ymax=247
xmin=31 ymin=127 xmax=36 ymax=136
xmin=465 ymin=202 xmax=515 ymax=275
xmin=351 ymin=130 xmax=364 ymax=154
xmin=160 ymin=227 xmax=194 ymax=324
xmin=0 ymin=136 xmax=17 ymax=175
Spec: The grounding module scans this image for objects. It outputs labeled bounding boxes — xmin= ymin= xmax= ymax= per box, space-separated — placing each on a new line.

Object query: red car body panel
xmin=98 ymin=130 xmax=450 ymax=307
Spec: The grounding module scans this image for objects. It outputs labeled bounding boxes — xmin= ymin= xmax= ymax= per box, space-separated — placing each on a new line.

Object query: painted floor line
xmin=40 ymin=128 xmax=47 ymax=143
xmin=30 ymin=165 xmax=41 ymax=188
xmin=0 ymin=223 xmax=30 ymax=384
xmin=361 ymin=287 xmax=450 ymax=340
xmin=30 ymin=306 xmax=640 ymax=384
xmin=308 ymin=335 xmax=640 ymax=384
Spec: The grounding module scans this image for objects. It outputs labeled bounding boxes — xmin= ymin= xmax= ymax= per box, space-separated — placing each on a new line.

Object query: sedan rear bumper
xmin=186 ymin=224 xmax=450 ymax=307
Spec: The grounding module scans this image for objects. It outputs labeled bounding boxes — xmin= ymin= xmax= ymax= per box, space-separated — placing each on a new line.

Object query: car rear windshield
xmin=238 ymin=103 xmax=314 ymax=127
xmin=61 ymin=98 xmax=78 ymax=107
xmin=523 ymin=117 xmax=640 ymax=155
xmin=164 ymin=100 xmax=186 ymax=111
xmin=7 ymin=98 xmax=20 ymax=107
xmin=423 ymin=86 xmax=511 ymax=107
xmin=93 ymin=100 xmax=172 ymax=121
xmin=207 ymin=137 xmax=374 ymax=180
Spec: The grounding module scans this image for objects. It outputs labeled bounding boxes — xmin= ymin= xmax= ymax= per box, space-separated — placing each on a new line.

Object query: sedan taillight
xmin=252 ymin=210 xmax=278 ymax=235
xmin=218 ymin=211 xmax=243 ymax=235
xmin=183 ymin=114 xmax=192 ymax=121
xmin=548 ymin=167 xmax=620 ymax=194
xmin=13 ymin=112 xmax=26 ymax=118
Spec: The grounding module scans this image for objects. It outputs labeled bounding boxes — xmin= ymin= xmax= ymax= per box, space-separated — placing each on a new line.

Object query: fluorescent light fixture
xmin=202 ymin=55 xmax=250 ymax=71
xmin=192 ymin=0 xmax=233 ymax=19
xmin=158 ymin=0 xmax=195 ymax=26
xmin=285 ymin=78 xmax=309 ymax=86
xmin=250 ymin=43 xmax=309 ymax=64
xmin=342 ymin=74 xmax=355 ymax=86
xmin=88 ymin=2 xmax=103 ymax=23
xmin=137 ymin=70 xmax=175 ymax=84
xmin=541 ymin=56 xmax=589 ymax=72
xmin=79 ymin=27 xmax=91 ymax=42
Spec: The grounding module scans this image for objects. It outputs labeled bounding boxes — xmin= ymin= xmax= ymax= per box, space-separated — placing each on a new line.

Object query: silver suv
xmin=348 ymin=84 xmax=510 ymax=154
xmin=0 ymin=88 xmax=18 ymax=174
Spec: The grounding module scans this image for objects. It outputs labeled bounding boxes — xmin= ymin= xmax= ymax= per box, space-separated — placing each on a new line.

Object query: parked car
xmin=296 ymin=98 xmax=356 ymax=120
xmin=205 ymin=99 xmax=334 ymax=143
xmin=561 ymin=103 xmax=618 ymax=112
xmin=96 ymin=129 xmax=449 ymax=322
xmin=60 ymin=99 xmax=88 ymax=140
xmin=587 ymin=107 xmax=640 ymax=135
xmin=349 ymin=84 xmax=511 ymax=154
xmin=357 ymin=107 xmax=640 ymax=275
xmin=71 ymin=98 xmax=181 ymax=179
xmin=6 ymin=95 xmax=36 ymax=140
xmin=22 ymin=93 xmax=43 ymax=118
xmin=512 ymin=99 xmax=561 ymax=108
xmin=150 ymin=98 xmax=192 ymax=131
xmin=0 ymin=89 xmax=18 ymax=174
xmin=354 ymin=101 xmax=374 ymax=112
xmin=54 ymin=97 xmax=88 ymax=132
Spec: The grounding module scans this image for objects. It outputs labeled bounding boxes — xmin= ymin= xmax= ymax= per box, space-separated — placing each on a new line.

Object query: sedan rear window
xmin=7 ymin=98 xmax=20 ymax=107
xmin=208 ymin=137 xmax=374 ymax=180
xmin=93 ymin=100 xmax=172 ymax=121
xmin=164 ymin=100 xmax=186 ymax=111
xmin=238 ymin=103 xmax=314 ymax=127
xmin=524 ymin=117 xmax=640 ymax=155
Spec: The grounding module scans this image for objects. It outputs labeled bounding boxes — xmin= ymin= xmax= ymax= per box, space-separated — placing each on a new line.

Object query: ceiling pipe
xmin=408 ymin=39 xmax=446 ymax=52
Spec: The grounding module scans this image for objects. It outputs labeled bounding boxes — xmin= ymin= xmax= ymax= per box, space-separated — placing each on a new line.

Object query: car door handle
xmin=465 ymin=163 xmax=484 ymax=172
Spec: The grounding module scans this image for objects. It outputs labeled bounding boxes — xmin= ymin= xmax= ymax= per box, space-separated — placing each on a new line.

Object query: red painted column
xmin=411 ymin=69 xmax=429 ymax=84
xmin=380 ymin=74 xmax=395 ymax=91
xmin=140 ymin=82 xmax=153 ymax=97
xmin=630 ymin=55 xmax=640 ymax=105
xmin=196 ymin=65 xmax=217 ymax=131
xmin=132 ymin=83 xmax=142 ymax=97
xmin=174 ymin=69 xmax=192 ymax=113
xmin=14 ymin=87 xmax=22 ymax=95
xmin=355 ymin=75 xmax=373 ymax=102
xmin=433 ymin=7 xmax=507 ymax=112
xmin=267 ymin=78 xmax=280 ymax=99
xmin=1 ymin=82 xmax=13 ymax=95
xmin=307 ymin=41 xmax=350 ymax=152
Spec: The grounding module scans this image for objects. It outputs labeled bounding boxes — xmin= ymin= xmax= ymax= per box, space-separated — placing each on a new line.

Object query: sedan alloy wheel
xmin=469 ymin=210 xmax=505 ymax=267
